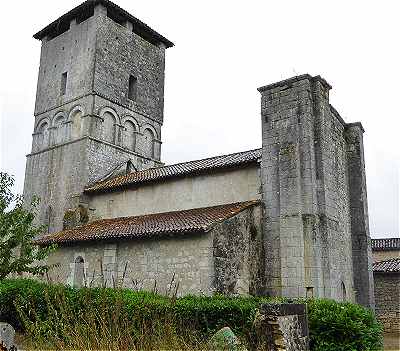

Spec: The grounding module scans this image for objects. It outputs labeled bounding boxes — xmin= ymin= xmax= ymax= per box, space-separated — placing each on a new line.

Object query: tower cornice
xmin=33 ymin=0 xmax=174 ymax=48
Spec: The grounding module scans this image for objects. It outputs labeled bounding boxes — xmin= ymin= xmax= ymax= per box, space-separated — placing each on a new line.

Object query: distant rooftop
xmin=371 ymin=238 xmax=400 ymax=251
xmin=373 ymin=258 xmax=400 ymax=273
xmin=33 ymin=0 xmax=174 ymax=48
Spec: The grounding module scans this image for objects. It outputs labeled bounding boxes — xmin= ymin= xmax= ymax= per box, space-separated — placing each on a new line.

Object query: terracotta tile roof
xmin=373 ymin=258 xmax=400 ymax=273
xmin=85 ymin=148 xmax=262 ymax=194
xmin=371 ymin=238 xmax=400 ymax=251
xmin=36 ymin=201 xmax=260 ymax=245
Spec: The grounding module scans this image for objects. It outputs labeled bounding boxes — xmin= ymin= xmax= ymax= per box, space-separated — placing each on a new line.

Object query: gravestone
xmin=0 ymin=323 xmax=16 ymax=351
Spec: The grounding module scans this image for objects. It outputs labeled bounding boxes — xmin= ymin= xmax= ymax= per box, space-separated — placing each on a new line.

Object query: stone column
xmin=345 ymin=123 xmax=375 ymax=309
xmin=48 ymin=126 xmax=57 ymax=146
xmin=154 ymin=139 xmax=162 ymax=161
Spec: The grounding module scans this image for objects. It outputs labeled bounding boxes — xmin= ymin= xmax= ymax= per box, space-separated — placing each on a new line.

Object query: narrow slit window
xmin=60 ymin=72 xmax=67 ymax=95
xmin=128 ymin=75 xmax=137 ymax=101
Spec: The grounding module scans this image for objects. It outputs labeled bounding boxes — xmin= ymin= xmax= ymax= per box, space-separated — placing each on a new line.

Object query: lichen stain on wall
xmin=212 ymin=207 xmax=263 ymax=295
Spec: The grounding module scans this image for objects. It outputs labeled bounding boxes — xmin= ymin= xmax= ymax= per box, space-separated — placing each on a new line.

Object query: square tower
xmin=23 ymin=0 xmax=173 ymax=234
xmin=258 ymin=75 xmax=374 ymax=308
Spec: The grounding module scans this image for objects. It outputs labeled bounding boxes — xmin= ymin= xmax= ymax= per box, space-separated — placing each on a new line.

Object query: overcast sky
xmin=0 ymin=0 xmax=398 ymax=237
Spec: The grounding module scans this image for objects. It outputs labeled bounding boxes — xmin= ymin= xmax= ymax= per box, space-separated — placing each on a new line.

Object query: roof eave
xmin=35 ymin=228 xmax=206 ymax=246
xmin=34 ymin=200 xmax=261 ymax=245
xmin=374 ymin=270 xmax=400 ymax=274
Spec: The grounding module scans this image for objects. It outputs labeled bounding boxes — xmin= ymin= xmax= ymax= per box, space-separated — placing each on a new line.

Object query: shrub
xmin=0 ymin=279 xmax=383 ymax=350
xmin=307 ymin=298 xmax=383 ymax=351
xmin=0 ymin=278 xmax=48 ymax=329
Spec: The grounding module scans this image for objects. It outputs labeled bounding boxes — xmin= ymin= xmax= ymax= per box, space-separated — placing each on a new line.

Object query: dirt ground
xmin=13 ymin=333 xmax=28 ymax=350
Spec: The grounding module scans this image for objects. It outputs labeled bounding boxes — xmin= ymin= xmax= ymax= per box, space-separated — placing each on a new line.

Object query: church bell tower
xmin=23 ymin=0 xmax=173 ymax=234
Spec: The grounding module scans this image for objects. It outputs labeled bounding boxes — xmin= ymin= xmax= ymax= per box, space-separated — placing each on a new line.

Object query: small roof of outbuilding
xmin=371 ymin=238 xmax=400 ymax=251
xmin=33 ymin=0 xmax=174 ymax=48
xmin=35 ymin=200 xmax=260 ymax=245
xmin=85 ymin=148 xmax=262 ymax=194
xmin=373 ymin=258 xmax=400 ymax=273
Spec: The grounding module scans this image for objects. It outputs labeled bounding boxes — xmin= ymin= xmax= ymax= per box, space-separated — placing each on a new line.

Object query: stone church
xmin=24 ymin=0 xmax=374 ymax=308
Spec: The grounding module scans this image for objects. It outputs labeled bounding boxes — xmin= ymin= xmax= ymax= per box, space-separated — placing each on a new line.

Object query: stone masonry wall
xmin=259 ymin=75 xmax=357 ymax=302
xmin=24 ymin=139 xmax=89 ymax=234
xmin=45 ymin=233 xmax=214 ymax=294
xmin=312 ymin=83 xmax=354 ymax=301
xmin=24 ymin=137 xmax=154 ymax=234
xmin=44 ymin=207 xmax=261 ymax=296
xmin=86 ymin=137 xmax=160 ymax=186
xmin=34 ymin=16 xmax=97 ymax=115
xmin=212 ymin=205 xmax=264 ymax=295
xmin=94 ymin=13 xmax=166 ymax=124
xmin=88 ymin=165 xmax=261 ymax=220
xmin=374 ymin=273 xmax=400 ymax=334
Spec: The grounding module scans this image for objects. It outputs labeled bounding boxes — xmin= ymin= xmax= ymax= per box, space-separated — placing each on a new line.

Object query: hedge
xmin=0 ymin=279 xmax=383 ymax=350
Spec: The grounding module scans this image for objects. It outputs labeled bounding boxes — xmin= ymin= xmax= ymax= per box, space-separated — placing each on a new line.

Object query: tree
xmin=0 ymin=172 xmax=56 ymax=280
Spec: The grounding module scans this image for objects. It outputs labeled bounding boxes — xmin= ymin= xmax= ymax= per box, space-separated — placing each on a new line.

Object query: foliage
xmin=0 ymin=172 xmax=56 ymax=280
xmin=307 ymin=298 xmax=383 ymax=351
xmin=0 ymin=278 xmax=383 ymax=350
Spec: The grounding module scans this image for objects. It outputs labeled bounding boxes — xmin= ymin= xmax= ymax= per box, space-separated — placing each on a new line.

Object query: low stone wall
xmin=254 ymin=303 xmax=309 ymax=351
xmin=374 ymin=272 xmax=400 ymax=335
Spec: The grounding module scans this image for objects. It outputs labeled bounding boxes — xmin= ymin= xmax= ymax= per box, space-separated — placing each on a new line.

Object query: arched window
xmin=37 ymin=121 xmax=49 ymax=149
xmin=53 ymin=114 xmax=66 ymax=144
xmin=74 ymin=256 xmax=85 ymax=288
xmin=123 ymin=120 xmax=136 ymax=151
xmin=142 ymin=128 xmax=155 ymax=158
xmin=102 ymin=112 xmax=116 ymax=144
xmin=341 ymin=281 xmax=346 ymax=301
xmin=70 ymin=109 xmax=83 ymax=139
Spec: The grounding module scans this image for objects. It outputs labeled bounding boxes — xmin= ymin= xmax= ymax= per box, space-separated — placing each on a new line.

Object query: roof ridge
xmin=85 ymin=148 xmax=262 ymax=193
xmin=149 ymin=147 xmax=261 ymax=171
